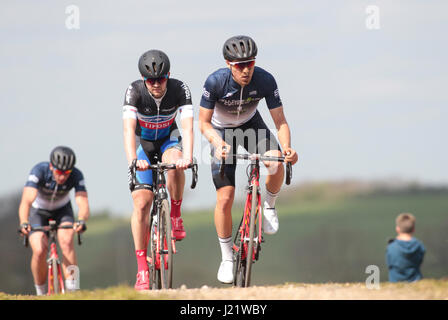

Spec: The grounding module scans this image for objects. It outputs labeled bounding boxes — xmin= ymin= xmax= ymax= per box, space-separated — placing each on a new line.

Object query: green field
xmin=1 ymin=183 xmax=448 ymax=295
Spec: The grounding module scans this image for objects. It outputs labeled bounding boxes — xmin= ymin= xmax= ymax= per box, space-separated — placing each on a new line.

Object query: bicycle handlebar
xmin=219 ymin=153 xmax=292 ymax=185
xmin=18 ymin=224 xmax=83 ymax=247
xmin=130 ymin=158 xmax=198 ymax=189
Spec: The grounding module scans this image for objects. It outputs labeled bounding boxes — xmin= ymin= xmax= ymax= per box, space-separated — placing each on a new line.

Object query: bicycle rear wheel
xmin=245 ymin=184 xmax=259 ymax=287
xmin=159 ymin=199 xmax=173 ymax=289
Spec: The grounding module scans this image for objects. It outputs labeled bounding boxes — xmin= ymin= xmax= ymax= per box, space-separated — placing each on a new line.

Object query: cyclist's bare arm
xmin=123 ymin=117 xmax=138 ymax=165
xmin=178 ymin=113 xmax=194 ymax=169
xmin=199 ymin=106 xmax=230 ymax=159
xmin=269 ymin=106 xmax=298 ymax=165
xmin=18 ymin=186 xmax=38 ymax=235
xmin=74 ymin=191 xmax=89 ymax=232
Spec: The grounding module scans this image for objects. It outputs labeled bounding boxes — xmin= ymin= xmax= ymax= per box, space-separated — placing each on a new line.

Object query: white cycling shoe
xmin=263 ymin=206 xmax=279 ymax=235
xmin=217 ymin=260 xmax=234 ymax=284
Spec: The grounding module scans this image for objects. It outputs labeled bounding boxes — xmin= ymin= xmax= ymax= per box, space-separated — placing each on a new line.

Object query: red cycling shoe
xmin=134 ymin=270 xmax=150 ymax=290
xmin=171 ymin=217 xmax=186 ymax=241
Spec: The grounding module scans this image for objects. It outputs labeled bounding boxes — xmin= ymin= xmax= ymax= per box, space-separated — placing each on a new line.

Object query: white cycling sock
xmin=218 ymin=236 xmax=233 ymax=262
xmin=264 ymin=189 xmax=279 ymax=209
xmin=35 ymin=283 xmax=47 ymax=296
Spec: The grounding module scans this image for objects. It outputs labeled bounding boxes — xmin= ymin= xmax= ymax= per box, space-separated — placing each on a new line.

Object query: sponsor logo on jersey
xmin=274 ymin=88 xmax=280 ymax=98
xmin=181 ymin=82 xmax=191 ymax=100
xmin=126 ymin=85 xmax=133 ymax=104
xmin=28 ymin=175 xmax=39 ymax=183
xmin=138 ymin=113 xmax=176 ymax=130
xmin=202 ymin=88 xmax=210 ymax=98
xmin=228 ymin=109 xmax=248 ymax=114
xmin=220 ymin=97 xmax=261 ymax=106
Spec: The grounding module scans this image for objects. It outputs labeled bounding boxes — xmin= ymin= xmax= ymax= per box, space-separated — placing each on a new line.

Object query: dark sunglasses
xmin=144 ymin=74 xmax=169 ymax=85
xmin=229 ymin=59 xmax=256 ymax=71
xmin=54 ymin=169 xmax=72 ymax=175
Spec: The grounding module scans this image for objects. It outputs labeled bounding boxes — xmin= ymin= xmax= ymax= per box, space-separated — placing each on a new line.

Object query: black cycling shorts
xmin=29 ymin=202 xmax=74 ymax=235
xmin=210 ymin=111 xmax=281 ymax=189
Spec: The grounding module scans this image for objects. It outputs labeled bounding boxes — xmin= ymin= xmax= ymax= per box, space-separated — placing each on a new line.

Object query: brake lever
xmin=285 ymin=162 xmax=292 ymax=185
xmin=190 ymin=159 xmax=198 ymax=189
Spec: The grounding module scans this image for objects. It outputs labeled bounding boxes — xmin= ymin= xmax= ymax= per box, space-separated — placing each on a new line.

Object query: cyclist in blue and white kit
xmin=123 ymin=49 xmax=194 ymax=290
xmin=18 ymin=146 xmax=90 ymax=295
xmin=199 ymin=35 xmax=298 ymax=283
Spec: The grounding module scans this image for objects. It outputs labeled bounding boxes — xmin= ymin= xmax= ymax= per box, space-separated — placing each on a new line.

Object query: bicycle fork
xmin=239 ymin=183 xmax=262 ymax=262
xmin=152 ymin=203 xmax=176 ymax=271
xmin=47 ymin=242 xmax=65 ymax=294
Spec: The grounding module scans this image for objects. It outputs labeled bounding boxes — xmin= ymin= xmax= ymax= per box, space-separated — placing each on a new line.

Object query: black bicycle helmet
xmin=50 ymin=146 xmax=76 ymax=171
xmin=223 ymin=35 xmax=258 ymax=61
xmin=138 ymin=49 xmax=170 ymax=79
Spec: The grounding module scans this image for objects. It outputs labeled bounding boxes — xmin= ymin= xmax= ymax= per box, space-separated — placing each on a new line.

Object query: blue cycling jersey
xmin=200 ymin=66 xmax=282 ymax=128
xmin=25 ymin=162 xmax=87 ymax=211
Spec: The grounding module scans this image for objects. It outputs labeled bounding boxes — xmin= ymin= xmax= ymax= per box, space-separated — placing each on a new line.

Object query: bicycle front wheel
xmin=233 ymin=226 xmax=246 ymax=287
xmin=245 ymin=184 xmax=259 ymax=287
xmin=149 ymin=212 xmax=160 ymax=289
xmin=159 ymin=199 xmax=173 ymax=289
xmin=49 ymin=259 xmax=60 ymax=294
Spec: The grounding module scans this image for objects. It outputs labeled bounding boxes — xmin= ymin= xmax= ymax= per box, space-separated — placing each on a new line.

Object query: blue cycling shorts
xmin=131 ymin=135 xmax=182 ymax=192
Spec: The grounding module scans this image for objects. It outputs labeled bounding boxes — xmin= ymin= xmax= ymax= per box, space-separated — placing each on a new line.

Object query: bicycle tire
xmin=159 ymin=199 xmax=173 ymax=289
xmin=58 ymin=262 xmax=66 ymax=293
xmin=47 ymin=262 xmax=53 ymax=294
xmin=149 ymin=212 xmax=160 ymax=289
xmin=233 ymin=230 xmax=246 ymax=287
xmin=51 ymin=259 xmax=60 ymax=294
xmin=245 ymin=184 xmax=259 ymax=287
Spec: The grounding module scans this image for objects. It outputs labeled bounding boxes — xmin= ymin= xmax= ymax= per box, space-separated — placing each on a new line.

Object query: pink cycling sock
xmin=136 ymin=250 xmax=148 ymax=272
xmin=171 ymin=199 xmax=182 ymax=218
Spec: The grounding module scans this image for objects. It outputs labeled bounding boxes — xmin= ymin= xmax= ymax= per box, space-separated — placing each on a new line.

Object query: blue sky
xmin=1 ymin=1 xmax=447 ymax=215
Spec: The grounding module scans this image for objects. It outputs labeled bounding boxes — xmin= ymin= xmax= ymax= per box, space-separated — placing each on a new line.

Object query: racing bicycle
xmin=129 ymin=156 xmax=198 ymax=289
xmin=220 ymin=153 xmax=292 ymax=287
xmin=19 ymin=219 xmax=82 ymax=295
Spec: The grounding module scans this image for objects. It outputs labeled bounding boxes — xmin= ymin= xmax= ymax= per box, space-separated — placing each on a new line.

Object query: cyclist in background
xmin=199 ymin=35 xmax=298 ymax=284
xmin=18 ymin=146 xmax=89 ymax=295
xmin=123 ymin=49 xmax=194 ymax=290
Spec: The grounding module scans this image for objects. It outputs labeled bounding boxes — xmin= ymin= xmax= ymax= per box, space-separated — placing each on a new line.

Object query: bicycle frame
xmin=150 ymin=166 xmax=173 ymax=275
xmin=237 ymin=161 xmax=262 ymax=262
xmin=47 ymin=224 xmax=65 ymax=294
xmin=19 ymin=219 xmax=81 ymax=295
xmin=130 ymin=157 xmax=198 ymax=290
xmin=232 ymin=159 xmax=262 ymax=287
xmin=220 ymin=153 xmax=292 ymax=287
